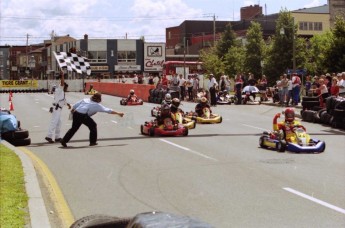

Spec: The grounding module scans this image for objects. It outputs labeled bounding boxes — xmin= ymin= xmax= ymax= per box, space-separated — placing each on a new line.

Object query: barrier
xmin=84 ymin=82 xmax=155 ymax=102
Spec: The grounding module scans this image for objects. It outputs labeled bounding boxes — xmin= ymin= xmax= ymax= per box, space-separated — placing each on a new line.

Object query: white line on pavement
xmin=242 ymin=124 xmax=268 ymax=132
xmin=42 ymin=107 xmax=49 ymax=112
xmin=283 ymin=187 xmax=345 ymax=214
xmin=111 ymin=120 xmax=118 ymax=124
xmin=160 ymin=139 xmax=218 ymax=161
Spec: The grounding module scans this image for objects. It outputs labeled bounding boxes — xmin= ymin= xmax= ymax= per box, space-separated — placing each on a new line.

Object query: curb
xmin=1 ymin=140 xmax=51 ymax=228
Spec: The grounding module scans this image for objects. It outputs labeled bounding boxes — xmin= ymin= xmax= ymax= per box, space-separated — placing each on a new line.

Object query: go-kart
xmin=217 ymin=92 xmax=232 ymax=105
xmin=242 ymin=91 xmax=261 ymax=105
xmin=140 ymin=118 xmax=188 ymax=137
xmin=150 ymin=106 xmax=196 ymax=129
xmin=85 ymin=88 xmax=98 ymax=95
xmin=120 ymin=97 xmax=144 ymax=106
xmin=259 ymin=126 xmax=326 ymax=153
xmin=186 ymin=107 xmax=222 ymax=124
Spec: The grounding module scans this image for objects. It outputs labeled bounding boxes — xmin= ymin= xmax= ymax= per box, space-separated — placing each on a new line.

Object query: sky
xmin=0 ymin=0 xmax=328 ymax=46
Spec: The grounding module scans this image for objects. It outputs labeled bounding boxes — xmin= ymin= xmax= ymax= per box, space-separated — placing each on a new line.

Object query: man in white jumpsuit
xmin=45 ymin=71 xmax=70 ymax=143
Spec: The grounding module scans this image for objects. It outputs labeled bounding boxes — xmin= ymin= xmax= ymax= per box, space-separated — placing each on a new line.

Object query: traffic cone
xmin=9 ymin=101 xmax=14 ymax=111
xmin=10 ymin=91 xmax=13 ymax=97
xmin=9 ymin=93 xmax=12 ymax=101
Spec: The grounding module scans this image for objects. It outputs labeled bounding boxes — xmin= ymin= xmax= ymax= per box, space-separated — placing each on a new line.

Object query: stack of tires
xmin=301 ymin=96 xmax=345 ymax=129
xmin=148 ymin=88 xmax=180 ymax=104
xmin=1 ymin=121 xmax=31 ymax=146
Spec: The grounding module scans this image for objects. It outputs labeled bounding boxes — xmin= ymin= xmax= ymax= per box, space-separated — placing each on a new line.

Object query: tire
xmin=70 ymin=214 xmax=130 ymax=228
xmin=219 ymin=116 xmax=223 ymax=123
xmin=276 ymin=141 xmax=286 ymax=152
xmin=259 ymin=136 xmax=268 ymax=148
xmin=149 ymin=127 xmax=155 ymax=136
xmin=140 ymin=125 xmax=144 ymax=135
xmin=302 ymin=96 xmax=319 ymax=102
xmin=183 ymin=127 xmax=189 ymax=136
xmin=1 ymin=129 xmax=29 ymax=140
xmin=8 ymin=138 xmax=31 ymax=146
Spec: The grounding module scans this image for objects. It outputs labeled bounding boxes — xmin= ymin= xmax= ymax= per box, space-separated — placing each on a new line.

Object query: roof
xmin=293 ymin=4 xmax=329 ymax=14
xmin=54 ymin=35 xmax=76 ymax=45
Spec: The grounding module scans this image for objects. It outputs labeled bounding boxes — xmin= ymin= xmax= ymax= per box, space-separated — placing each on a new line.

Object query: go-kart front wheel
xmin=149 ymin=127 xmax=155 ymax=136
xmin=259 ymin=136 xmax=268 ymax=148
xmin=183 ymin=127 xmax=189 ymax=136
xmin=276 ymin=141 xmax=286 ymax=152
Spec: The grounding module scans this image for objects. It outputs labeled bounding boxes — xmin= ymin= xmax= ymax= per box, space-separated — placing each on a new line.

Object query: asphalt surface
xmin=1 ymin=92 xmax=344 ymax=228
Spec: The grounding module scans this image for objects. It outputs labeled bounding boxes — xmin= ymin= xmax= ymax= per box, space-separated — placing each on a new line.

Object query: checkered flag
xmin=53 ymin=51 xmax=91 ymax=75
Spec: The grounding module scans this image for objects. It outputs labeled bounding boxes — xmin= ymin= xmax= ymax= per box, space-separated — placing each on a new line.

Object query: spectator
xmin=234 ymin=74 xmax=243 ymax=104
xmin=187 ymin=75 xmax=194 ymax=101
xmin=338 ymin=72 xmax=345 ymax=96
xmin=178 ymin=74 xmax=186 ymax=101
xmin=305 ymin=75 xmax=312 ymax=96
xmin=330 ymin=77 xmax=339 ymax=96
xmin=208 ymin=74 xmax=218 ymax=106
xmin=291 ymin=73 xmax=301 ymax=105
xmin=317 ymin=78 xmax=329 ymax=108
xmin=192 ymin=74 xmax=199 ymax=101
xmin=280 ymin=74 xmax=289 ymax=105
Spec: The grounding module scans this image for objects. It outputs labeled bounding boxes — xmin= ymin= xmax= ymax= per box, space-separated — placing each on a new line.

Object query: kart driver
xmin=161 ymin=93 xmax=172 ymax=105
xmin=273 ymin=108 xmax=306 ymax=143
xmin=195 ymin=97 xmax=212 ymax=117
xmin=127 ymin=89 xmax=138 ymax=102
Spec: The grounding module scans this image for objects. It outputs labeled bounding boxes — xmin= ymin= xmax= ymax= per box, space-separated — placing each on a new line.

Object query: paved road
xmin=3 ymin=92 xmax=345 ymax=227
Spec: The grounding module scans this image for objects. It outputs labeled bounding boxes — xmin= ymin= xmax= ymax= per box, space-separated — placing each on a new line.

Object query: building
xmin=0 ymin=46 xmax=10 ymax=80
xmin=329 ymin=0 xmax=345 ymax=27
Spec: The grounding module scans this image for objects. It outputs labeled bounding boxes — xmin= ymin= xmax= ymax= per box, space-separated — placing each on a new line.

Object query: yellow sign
xmin=0 ymin=80 xmax=38 ymax=88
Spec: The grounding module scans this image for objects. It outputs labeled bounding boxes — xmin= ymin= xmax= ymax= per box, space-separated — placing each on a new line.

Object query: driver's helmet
xmin=171 ymin=98 xmax=180 ymax=109
xmin=284 ymin=108 xmax=295 ymax=122
xmin=160 ymin=104 xmax=171 ymax=116
xmin=130 ymin=89 xmax=135 ymax=95
xmin=200 ymin=97 xmax=208 ymax=104
xmin=165 ymin=93 xmax=172 ymax=103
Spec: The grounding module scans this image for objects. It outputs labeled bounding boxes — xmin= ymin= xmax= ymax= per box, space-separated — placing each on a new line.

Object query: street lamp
xmin=280 ymin=17 xmax=296 ymax=73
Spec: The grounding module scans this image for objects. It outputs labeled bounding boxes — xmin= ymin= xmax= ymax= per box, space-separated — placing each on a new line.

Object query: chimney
xmin=84 ymin=34 xmax=88 ymax=40
xmin=240 ymin=4 xmax=263 ymax=20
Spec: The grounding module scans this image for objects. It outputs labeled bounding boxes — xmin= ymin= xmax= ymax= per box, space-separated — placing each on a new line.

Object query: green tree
xmin=324 ymin=16 xmax=345 ymax=73
xmin=305 ymin=32 xmax=333 ymax=74
xmin=245 ymin=21 xmax=266 ymax=77
xmin=265 ymin=10 xmax=296 ymax=82
xmin=224 ymin=46 xmax=246 ymax=76
xmin=199 ymin=47 xmax=224 ymax=80
xmin=216 ymin=23 xmax=237 ymax=58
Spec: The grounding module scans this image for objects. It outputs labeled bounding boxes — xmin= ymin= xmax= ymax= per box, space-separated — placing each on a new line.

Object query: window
xmin=314 ymin=22 xmax=322 ymax=31
xmin=308 ymin=22 xmax=313 ymax=30
xmin=88 ymin=51 xmax=107 ymax=63
xmin=117 ymin=51 xmax=136 ymax=63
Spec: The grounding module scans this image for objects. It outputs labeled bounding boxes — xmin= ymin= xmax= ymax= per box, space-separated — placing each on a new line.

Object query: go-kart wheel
xmin=183 ymin=127 xmax=189 ymax=136
xmin=259 ymin=136 xmax=268 ymax=148
xmin=140 ymin=125 xmax=144 ymax=135
xmin=219 ymin=116 xmax=222 ymax=123
xmin=276 ymin=141 xmax=286 ymax=152
xmin=320 ymin=141 xmax=326 ymax=153
xmin=149 ymin=127 xmax=155 ymax=136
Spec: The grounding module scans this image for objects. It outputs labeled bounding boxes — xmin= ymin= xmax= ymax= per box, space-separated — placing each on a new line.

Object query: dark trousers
xmin=180 ymin=86 xmax=185 ymax=100
xmin=63 ymin=112 xmax=97 ymax=144
xmin=209 ymin=87 xmax=217 ymax=106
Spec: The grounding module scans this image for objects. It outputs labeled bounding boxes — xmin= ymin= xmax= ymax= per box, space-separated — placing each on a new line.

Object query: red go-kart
xmin=141 ymin=118 xmax=188 ymax=137
xmin=120 ymin=97 xmax=143 ymax=106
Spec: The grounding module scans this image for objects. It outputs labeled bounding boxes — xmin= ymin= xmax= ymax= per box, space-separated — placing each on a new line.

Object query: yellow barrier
xmin=0 ymin=80 xmax=38 ymax=88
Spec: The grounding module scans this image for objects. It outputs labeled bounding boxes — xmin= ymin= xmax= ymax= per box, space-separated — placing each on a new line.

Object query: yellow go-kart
xmin=186 ymin=107 xmax=222 ymax=124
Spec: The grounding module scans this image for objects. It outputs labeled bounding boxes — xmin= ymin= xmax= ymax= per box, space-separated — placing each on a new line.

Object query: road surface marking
xmin=283 ymin=187 xmax=345 ymax=214
xmin=111 ymin=120 xmax=118 ymax=124
xmin=160 ymin=139 xmax=218 ymax=161
xmin=42 ymin=107 xmax=49 ymax=112
xmin=242 ymin=124 xmax=268 ymax=131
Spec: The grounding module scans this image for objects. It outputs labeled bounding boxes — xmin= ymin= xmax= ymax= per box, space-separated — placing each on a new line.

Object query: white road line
xmin=42 ymin=107 xmax=49 ymax=112
xmin=242 ymin=124 xmax=268 ymax=132
xmin=111 ymin=120 xmax=118 ymax=124
xmin=283 ymin=187 xmax=345 ymax=214
xmin=160 ymin=139 xmax=218 ymax=161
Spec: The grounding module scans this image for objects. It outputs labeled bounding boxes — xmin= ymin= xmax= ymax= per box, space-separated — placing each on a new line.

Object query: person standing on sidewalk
xmin=208 ymin=74 xmax=218 ymax=106
xmin=291 ymin=73 xmax=302 ymax=105
xmin=60 ymin=93 xmax=124 ymax=147
xmin=45 ymin=70 xmax=70 ymax=143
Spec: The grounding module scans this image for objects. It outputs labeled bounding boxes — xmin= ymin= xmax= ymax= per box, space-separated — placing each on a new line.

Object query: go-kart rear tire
xmin=140 ymin=125 xmax=144 ymax=135
xmin=320 ymin=141 xmax=326 ymax=153
xmin=276 ymin=141 xmax=286 ymax=152
xmin=219 ymin=116 xmax=222 ymax=123
xmin=8 ymin=137 xmax=31 ymax=146
xmin=259 ymin=136 xmax=268 ymax=148
xmin=149 ymin=127 xmax=155 ymax=136
xmin=183 ymin=127 xmax=189 ymax=136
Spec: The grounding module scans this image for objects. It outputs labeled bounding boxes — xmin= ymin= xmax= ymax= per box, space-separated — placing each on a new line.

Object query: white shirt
xmin=338 ymin=79 xmax=345 ymax=93
xmin=53 ymin=85 xmax=66 ymax=107
xmin=208 ymin=77 xmax=218 ymax=89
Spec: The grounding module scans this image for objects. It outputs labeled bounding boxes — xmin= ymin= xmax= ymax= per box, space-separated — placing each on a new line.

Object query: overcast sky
xmin=0 ymin=0 xmax=327 ymax=45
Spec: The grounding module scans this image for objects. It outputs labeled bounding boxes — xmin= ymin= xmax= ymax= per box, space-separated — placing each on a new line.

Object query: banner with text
xmin=0 ymin=80 xmax=38 ymax=88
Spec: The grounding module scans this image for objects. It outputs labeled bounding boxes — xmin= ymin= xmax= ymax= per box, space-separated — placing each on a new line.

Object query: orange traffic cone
xmin=10 ymin=91 xmax=13 ymax=97
xmin=9 ymin=101 xmax=14 ymax=111
xmin=9 ymin=93 xmax=12 ymax=101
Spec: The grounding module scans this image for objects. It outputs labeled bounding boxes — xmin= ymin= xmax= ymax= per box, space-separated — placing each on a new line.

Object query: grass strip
xmin=0 ymin=144 xmax=28 ymax=227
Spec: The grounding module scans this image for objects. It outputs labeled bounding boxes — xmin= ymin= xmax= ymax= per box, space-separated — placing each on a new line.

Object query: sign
xmin=114 ymin=65 xmax=141 ymax=71
xmin=91 ymin=65 xmax=109 ymax=71
xmin=144 ymin=42 xmax=165 ymax=72
xmin=0 ymin=80 xmax=38 ymax=88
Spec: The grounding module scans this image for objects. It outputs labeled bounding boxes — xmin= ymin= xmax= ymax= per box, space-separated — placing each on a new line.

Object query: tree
xmin=324 ymin=16 xmax=345 ymax=73
xmin=216 ymin=23 xmax=237 ymax=58
xmin=224 ymin=46 xmax=246 ymax=76
xmin=245 ymin=21 xmax=266 ymax=77
xmin=199 ymin=47 xmax=224 ymax=80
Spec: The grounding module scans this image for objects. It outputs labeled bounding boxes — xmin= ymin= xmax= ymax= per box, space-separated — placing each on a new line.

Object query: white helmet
xmin=165 ymin=93 xmax=172 ymax=102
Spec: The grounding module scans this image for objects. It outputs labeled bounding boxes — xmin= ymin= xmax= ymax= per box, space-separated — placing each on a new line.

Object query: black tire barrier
xmin=1 ymin=129 xmax=29 ymax=141
xmin=302 ymin=96 xmax=319 ymax=102
xmin=302 ymin=110 xmax=316 ymax=122
xmin=302 ymin=101 xmax=320 ymax=110
xmin=6 ymin=137 xmax=31 ymax=147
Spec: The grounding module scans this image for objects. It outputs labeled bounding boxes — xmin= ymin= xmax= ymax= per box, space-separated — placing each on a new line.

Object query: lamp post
xmin=280 ymin=17 xmax=296 ymax=73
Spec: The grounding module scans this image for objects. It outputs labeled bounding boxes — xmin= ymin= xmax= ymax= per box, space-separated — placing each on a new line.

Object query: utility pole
xmin=26 ymin=33 xmax=29 ymax=75
xmin=213 ymin=14 xmax=216 ymax=46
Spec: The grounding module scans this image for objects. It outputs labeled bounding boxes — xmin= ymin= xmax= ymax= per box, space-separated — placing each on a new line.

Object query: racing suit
xmin=273 ymin=113 xmax=305 ymax=143
xmin=195 ymin=103 xmax=212 ymax=117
